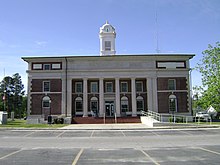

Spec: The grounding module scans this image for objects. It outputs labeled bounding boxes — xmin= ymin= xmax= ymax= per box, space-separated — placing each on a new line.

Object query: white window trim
xmin=43 ymin=81 xmax=50 ymax=92
xmin=75 ymin=97 xmax=83 ymax=112
xmin=121 ymin=96 xmax=129 ymax=112
xmin=137 ymin=96 xmax=144 ymax=111
xmin=136 ymin=81 xmax=143 ymax=92
xmin=169 ymin=95 xmax=178 ymax=113
xmin=43 ymin=64 xmax=51 ymax=70
xmin=121 ymin=82 xmax=128 ymax=93
xmin=75 ymin=82 xmax=83 ymax=93
xmin=42 ymin=96 xmax=51 ymax=108
xmin=33 ymin=64 xmax=42 ymax=70
xmin=91 ymin=82 xmax=98 ymax=93
xmin=105 ymin=41 xmax=111 ymax=51
xmin=168 ymin=79 xmax=176 ymax=90
xmin=106 ymin=82 xmax=113 ymax=93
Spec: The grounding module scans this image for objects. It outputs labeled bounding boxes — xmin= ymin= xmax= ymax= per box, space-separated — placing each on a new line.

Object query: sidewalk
xmin=59 ymin=123 xmax=219 ymax=130
xmin=59 ymin=123 xmax=149 ymax=130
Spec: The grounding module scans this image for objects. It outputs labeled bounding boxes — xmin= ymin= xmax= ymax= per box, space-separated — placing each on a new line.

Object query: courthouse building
xmin=22 ymin=22 xmax=194 ymax=123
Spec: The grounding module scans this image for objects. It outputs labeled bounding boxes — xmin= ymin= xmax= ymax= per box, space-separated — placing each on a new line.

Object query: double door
xmin=105 ymin=101 xmax=115 ymax=117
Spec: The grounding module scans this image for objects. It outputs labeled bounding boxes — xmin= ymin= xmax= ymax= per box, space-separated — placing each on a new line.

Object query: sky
xmin=0 ymin=0 xmax=220 ymax=93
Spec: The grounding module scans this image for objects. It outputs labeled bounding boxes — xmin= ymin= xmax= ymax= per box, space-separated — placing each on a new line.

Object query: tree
xmin=0 ymin=73 xmax=26 ymax=118
xmin=195 ymin=42 xmax=220 ymax=112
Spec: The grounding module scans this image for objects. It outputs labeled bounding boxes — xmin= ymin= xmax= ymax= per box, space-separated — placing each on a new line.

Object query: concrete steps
xmin=72 ymin=117 xmax=141 ymax=124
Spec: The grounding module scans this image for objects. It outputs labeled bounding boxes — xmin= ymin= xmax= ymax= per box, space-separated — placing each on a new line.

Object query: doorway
xmin=105 ymin=101 xmax=115 ymax=117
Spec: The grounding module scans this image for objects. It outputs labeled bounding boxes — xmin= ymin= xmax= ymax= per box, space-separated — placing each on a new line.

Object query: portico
xmin=71 ymin=77 xmax=149 ymax=118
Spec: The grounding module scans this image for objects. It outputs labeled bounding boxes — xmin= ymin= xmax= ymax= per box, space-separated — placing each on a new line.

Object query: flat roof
xmin=22 ymin=53 xmax=195 ymax=62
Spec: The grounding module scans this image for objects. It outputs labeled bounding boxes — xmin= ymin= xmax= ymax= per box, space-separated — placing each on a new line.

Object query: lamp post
xmin=48 ymin=100 xmax=52 ymax=124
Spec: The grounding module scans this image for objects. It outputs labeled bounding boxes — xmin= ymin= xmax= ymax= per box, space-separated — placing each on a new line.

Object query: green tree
xmin=195 ymin=42 xmax=220 ymax=111
xmin=0 ymin=73 xmax=25 ymax=117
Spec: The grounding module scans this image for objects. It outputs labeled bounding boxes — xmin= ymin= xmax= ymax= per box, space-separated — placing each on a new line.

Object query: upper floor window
xmin=33 ymin=64 xmax=42 ymax=70
xmin=75 ymin=82 xmax=83 ymax=93
xmin=105 ymin=41 xmax=111 ymax=51
xmin=136 ymin=81 xmax=143 ymax=92
xmin=121 ymin=82 xmax=128 ymax=92
xmin=91 ymin=82 xmax=98 ymax=93
xmin=106 ymin=82 xmax=113 ymax=93
xmin=43 ymin=64 xmax=51 ymax=70
xmin=168 ymin=79 xmax=176 ymax=90
xmin=43 ymin=81 xmax=50 ymax=92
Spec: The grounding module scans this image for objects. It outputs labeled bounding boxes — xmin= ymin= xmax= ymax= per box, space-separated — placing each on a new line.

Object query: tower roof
xmin=100 ymin=21 xmax=116 ymax=34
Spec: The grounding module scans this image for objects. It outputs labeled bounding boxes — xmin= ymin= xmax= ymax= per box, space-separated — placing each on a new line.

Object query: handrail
xmin=114 ymin=112 xmax=117 ymax=123
xmin=141 ymin=110 xmax=212 ymax=124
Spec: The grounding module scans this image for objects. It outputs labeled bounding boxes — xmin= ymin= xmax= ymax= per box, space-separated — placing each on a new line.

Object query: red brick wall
xmin=157 ymin=92 xmax=188 ymax=113
xmin=30 ymin=79 xmax=62 ymax=116
xmin=157 ymin=77 xmax=187 ymax=90
xmin=31 ymin=79 xmax=62 ymax=92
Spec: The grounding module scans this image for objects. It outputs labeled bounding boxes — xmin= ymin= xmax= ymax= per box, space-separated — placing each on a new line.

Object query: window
xmin=91 ymin=97 xmax=98 ymax=116
xmin=105 ymin=41 xmax=111 ymax=51
xmin=91 ymin=82 xmax=98 ymax=93
xmin=52 ymin=63 xmax=61 ymax=70
xmin=136 ymin=81 xmax=143 ymax=92
xmin=43 ymin=64 xmax=51 ymax=70
xmin=169 ymin=94 xmax=177 ymax=113
xmin=42 ymin=96 xmax=51 ymax=108
xmin=168 ymin=79 xmax=176 ymax=90
xmin=43 ymin=81 xmax=50 ymax=92
xmin=75 ymin=82 xmax=83 ymax=93
xmin=75 ymin=97 xmax=83 ymax=112
xmin=121 ymin=82 xmax=128 ymax=92
xmin=106 ymin=82 xmax=113 ymax=93
xmin=137 ymin=96 xmax=144 ymax=112
xmin=121 ymin=96 xmax=129 ymax=112
xmin=33 ymin=64 xmax=42 ymax=70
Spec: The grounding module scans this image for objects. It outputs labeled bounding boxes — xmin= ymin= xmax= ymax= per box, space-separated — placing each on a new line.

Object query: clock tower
xmin=99 ymin=21 xmax=116 ymax=56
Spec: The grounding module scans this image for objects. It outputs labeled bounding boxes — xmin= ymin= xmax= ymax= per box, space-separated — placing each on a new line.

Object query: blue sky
xmin=0 ymin=0 xmax=220 ymax=92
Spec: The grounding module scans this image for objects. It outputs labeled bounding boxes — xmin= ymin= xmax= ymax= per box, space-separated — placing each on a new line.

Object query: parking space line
xmin=23 ymin=131 xmax=36 ymax=137
xmin=178 ymin=130 xmax=193 ymax=136
xmin=197 ymin=147 xmax=220 ymax=155
xmin=72 ymin=148 xmax=84 ymax=165
xmin=150 ymin=131 xmax=160 ymax=136
xmin=90 ymin=130 xmax=94 ymax=137
xmin=121 ymin=131 xmax=126 ymax=137
xmin=140 ymin=150 xmax=160 ymax=165
xmin=0 ymin=149 xmax=23 ymax=160
xmin=56 ymin=131 xmax=65 ymax=138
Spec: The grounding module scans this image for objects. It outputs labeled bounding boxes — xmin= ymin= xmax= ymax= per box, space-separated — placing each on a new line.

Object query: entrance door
xmin=105 ymin=101 xmax=115 ymax=117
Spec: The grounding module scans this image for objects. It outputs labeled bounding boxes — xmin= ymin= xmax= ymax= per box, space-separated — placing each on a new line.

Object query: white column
xmin=152 ymin=77 xmax=158 ymax=112
xmin=61 ymin=77 xmax=66 ymax=116
xmin=147 ymin=78 xmax=153 ymax=111
xmin=99 ymin=78 xmax=104 ymax=117
xmin=131 ymin=78 xmax=137 ymax=117
xmin=66 ymin=78 xmax=72 ymax=116
xmin=147 ymin=77 xmax=158 ymax=112
xmin=115 ymin=78 xmax=121 ymax=117
xmin=83 ymin=78 xmax=88 ymax=117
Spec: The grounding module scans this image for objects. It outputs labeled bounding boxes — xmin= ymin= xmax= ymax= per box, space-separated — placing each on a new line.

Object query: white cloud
xmin=35 ymin=41 xmax=48 ymax=47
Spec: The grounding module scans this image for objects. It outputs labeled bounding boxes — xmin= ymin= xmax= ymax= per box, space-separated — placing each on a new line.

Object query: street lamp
xmin=48 ymin=100 xmax=52 ymax=124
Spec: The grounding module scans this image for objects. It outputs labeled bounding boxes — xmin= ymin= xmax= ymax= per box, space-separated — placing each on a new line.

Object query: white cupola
xmin=99 ymin=21 xmax=116 ymax=56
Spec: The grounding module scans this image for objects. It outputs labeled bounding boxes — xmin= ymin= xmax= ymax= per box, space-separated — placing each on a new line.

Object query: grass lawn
xmin=0 ymin=119 xmax=68 ymax=129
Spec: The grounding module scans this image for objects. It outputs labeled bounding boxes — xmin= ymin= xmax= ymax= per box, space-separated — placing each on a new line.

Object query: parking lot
xmin=0 ymin=128 xmax=220 ymax=164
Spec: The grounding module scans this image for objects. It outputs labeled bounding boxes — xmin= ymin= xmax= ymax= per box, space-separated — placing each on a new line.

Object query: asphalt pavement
xmin=0 ymin=128 xmax=220 ymax=164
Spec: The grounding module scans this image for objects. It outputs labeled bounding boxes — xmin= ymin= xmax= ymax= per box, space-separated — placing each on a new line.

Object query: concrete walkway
xmin=59 ymin=123 xmax=149 ymax=130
